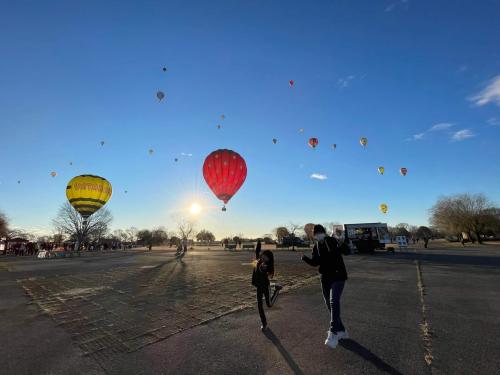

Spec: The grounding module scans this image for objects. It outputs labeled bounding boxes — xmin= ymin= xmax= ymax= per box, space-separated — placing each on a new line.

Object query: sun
xmin=189 ymin=202 xmax=202 ymax=216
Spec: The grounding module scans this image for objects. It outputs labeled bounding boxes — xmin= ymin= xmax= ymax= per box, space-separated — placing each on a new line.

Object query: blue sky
xmin=1 ymin=0 xmax=499 ymax=238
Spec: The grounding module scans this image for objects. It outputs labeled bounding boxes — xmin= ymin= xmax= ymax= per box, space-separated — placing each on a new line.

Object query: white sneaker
xmin=337 ymin=330 xmax=349 ymax=340
xmin=324 ymin=331 xmax=338 ymax=349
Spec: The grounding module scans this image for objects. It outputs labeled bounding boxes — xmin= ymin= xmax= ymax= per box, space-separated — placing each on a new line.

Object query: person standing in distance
xmin=302 ymin=224 xmax=348 ymax=349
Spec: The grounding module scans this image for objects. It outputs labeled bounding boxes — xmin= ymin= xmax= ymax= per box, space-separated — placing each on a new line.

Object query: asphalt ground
xmin=1 ymin=243 xmax=499 ymax=374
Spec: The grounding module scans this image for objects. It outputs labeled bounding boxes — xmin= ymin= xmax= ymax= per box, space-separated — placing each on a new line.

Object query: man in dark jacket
xmin=302 ymin=224 xmax=348 ymax=349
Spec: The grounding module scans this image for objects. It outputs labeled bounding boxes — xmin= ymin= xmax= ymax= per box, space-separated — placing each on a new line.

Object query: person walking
xmin=255 ymin=239 xmax=262 ymax=259
xmin=252 ymin=249 xmax=282 ymax=331
xmin=302 ymin=224 xmax=348 ymax=349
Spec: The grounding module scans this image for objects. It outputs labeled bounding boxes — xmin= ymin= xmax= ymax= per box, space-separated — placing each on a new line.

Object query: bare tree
xmin=274 ymin=227 xmax=289 ymax=244
xmin=126 ymin=227 xmax=139 ymax=244
xmin=53 ymin=202 xmax=112 ymax=249
xmin=176 ymin=218 xmax=196 ymax=240
xmin=287 ymin=223 xmax=302 ymax=251
xmin=430 ymin=193 xmax=499 ymax=243
xmin=0 ymin=211 xmax=8 ymax=238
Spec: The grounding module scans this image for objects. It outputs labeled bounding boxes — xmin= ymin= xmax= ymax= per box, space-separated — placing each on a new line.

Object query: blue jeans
xmin=321 ymin=278 xmax=345 ymax=333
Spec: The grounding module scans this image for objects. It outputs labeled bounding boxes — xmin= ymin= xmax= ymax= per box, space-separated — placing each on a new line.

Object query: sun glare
xmin=189 ymin=202 xmax=202 ymax=215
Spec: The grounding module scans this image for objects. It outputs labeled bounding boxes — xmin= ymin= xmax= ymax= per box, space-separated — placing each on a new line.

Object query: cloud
xmin=406 ymin=122 xmax=455 ymax=141
xmin=337 ymin=75 xmax=356 ymax=88
xmin=487 ymin=117 xmax=499 ymax=126
xmin=451 ymin=129 xmax=475 ymax=142
xmin=385 ymin=0 xmax=409 ymax=12
xmin=469 ymin=75 xmax=500 ymax=107
xmin=181 ymin=152 xmax=193 ymax=157
xmin=310 ymin=173 xmax=327 ymax=181
xmin=429 ymin=123 xmax=454 ymax=131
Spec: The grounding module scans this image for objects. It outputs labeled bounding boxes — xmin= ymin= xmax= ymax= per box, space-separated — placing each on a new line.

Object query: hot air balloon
xmin=50 ymin=171 xmax=57 ymax=178
xmin=124 ymin=190 xmax=128 ymax=194
xmin=304 ymin=223 xmax=315 ymax=241
xmin=157 ymin=91 xmax=165 ymax=101
xmin=100 ymin=140 xmax=105 ymax=147
xmin=66 ymin=175 xmax=112 ymax=220
xmin=272 ymin=138 xmax=277 ymax=144
xmin=360 ymin=137 xmax=368 ymax=147
xmin=203 ymin=149 xmax=247 ymax=211
xmin=289 ymin=80 xmax=294 ymax=87
xmin=69 ymin=162 xmax=73 ymax=166
xmin=400 ymin=167 xmax=408 ymax=176
xmin=17 ymin=180 xmax=21 ymax=184
xmin=220 ymin=114 xmax=226 ymax=120
xmin=332 ymin=144 xmax=337 ymax=150
xmin=148 ymin=149 xmax=154 ymax=155
xmin=378 ymin=167 xmax=385 ymax=175
xmin=217 ymin=124 xmax=221 ymax=129
xmin=162 ymin=67 xmax=167 ymax=72
xmin=379 ymin=204 xmax=388 ymax=214
xmin=309 ymin=138 xmax=319 ymax=148
xmin=174 ymin=158 xmax=178 ymax=162
xmin=299 ymin=128 xmax=304 ymax=133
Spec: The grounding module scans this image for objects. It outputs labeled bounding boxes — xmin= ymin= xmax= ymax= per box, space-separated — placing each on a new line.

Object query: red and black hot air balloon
xmin=289 ymin=80 xmax=294 ymax=87
xmin=308 ymin=137 xmax=319 ymax=149
xmin=203 ymin=149 xmax=247 ymax=211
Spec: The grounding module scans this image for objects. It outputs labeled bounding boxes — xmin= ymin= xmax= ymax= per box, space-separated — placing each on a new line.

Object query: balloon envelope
xmin=289 ymin=80 xmax=294 ymax=87
xmin=309 ymin=138 xmax=318 ymax=148
xmin=66 ymin=175 xmax=112 ymax=219
xmin=272 ymin=138 xmax=277 ymax=144
xmin=400 ymin=167 xmax=408 ymax=176
xmin=51 ymin=171 xmax=57 ymax=178
xmin=157 ymin=91 xmax=165 ymax=100
xmin=379 ymin=204 xmax=388 ymax=214
xmin=378 ymin=167 xmax=385 ymax=175
xmin=203 ymin=149 xmax=247 ymax=207
xmin=360 ymin=137 xmax=368 ymax=147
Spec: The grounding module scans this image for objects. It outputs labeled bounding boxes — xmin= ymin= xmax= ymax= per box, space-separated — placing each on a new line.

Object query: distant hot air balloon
xmin=360 ymin=137 xmax=368 ymax=147
xmin=203 ymin=149 xmax=247 ymax=211
xmin=124 ymin=190 xmax=128 ymax=194
xmin=69 ymin=162 xmax=73 ymax=166
xmin=66 ymin=175 xmax=112 ymax=220
xmin=220 ymin=114 xmax=226 ymax=120
xmin=217 ymin=124 xmax=221 ymax=129
xmin=304 ymin=223 xmax=315 ymax=241
xmin=400 ymin=167 xmax=408 ymax=176
xmin=332 ymin=144 xmax=337 ymax=150
xmin=50 ymin=171 xmax=57 ymax=178
xmin=100 ymin=140 xmax=105 ymax=147
xmin=289 ymin=80 xmax=295 ymax=87
xmin=157 ymin=91 xmax=165 ymax=101
xmin=162 ymin=67 xmax=167 ymax=72
xmin=308 ymin=138 xmax=319 ymax=149
xmin=174 ymin=158 xmax=178 ymax=162
xmin=148 ymin=149 xmax=154 ymax=155
xmin=378 ymin=167 xmax=385 ymax=175
xmin=17 ymin=180 xmax=21 ymax=184
xmin=299 ymin=128 xmax=304 ymax=133
xmin=272 ymin=138 xmax=277 ymax=144
xmin=379 ymin=203 xmax=388 ymax=214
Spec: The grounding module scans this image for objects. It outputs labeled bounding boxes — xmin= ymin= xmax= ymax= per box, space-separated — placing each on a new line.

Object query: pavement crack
xmin=415 ymin=259 xmax=434 ymax=368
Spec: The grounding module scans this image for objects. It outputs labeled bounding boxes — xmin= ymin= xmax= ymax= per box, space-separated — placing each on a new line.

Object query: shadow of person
xmin=339 ymin=339 xmax=403 ymax=375
xmin=264 ymin=329 xmax=305 ymax=375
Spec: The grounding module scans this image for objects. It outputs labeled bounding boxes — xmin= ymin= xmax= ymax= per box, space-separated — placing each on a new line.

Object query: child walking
xmin=252 ymin=248 xmax=282 ymax=331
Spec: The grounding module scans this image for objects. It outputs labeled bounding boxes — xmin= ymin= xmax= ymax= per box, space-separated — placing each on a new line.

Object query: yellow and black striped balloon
xmin=66 ymin=175 xmax=112 ymax=218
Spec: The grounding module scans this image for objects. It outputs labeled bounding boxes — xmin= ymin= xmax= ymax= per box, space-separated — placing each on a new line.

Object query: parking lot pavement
xmin=1 ymin=245 xmax=499 ymax=374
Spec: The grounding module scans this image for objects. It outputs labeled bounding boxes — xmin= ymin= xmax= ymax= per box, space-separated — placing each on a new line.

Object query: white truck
xmin=341 ymin=223 xmax=391 ymax=253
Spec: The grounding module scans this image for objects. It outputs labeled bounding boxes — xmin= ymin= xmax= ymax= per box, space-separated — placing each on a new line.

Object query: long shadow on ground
xmin=264 ymin=329 xmax=305 ymax=375
xmin=339 ymin=339 xmax=403 ymax=375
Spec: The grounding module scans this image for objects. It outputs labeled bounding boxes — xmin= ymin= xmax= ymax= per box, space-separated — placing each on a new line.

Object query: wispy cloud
xmin=429 ymin=122 xmax=454 ymax=131
xmin=337 ymin=75 xmax=356 ymax=88
xmin=406 ymin=123 xmax=453 ymax=141
xmin=487 ymin=117 xmax=499 ymax=126
xmin=310 ymin=173 xmax=327 ymax=181
xmin=385 ymin=0 xmax=409 ymax=12
xmin=469 ymin=75 xmax=500 ymax=107
xmin=451 ymin=129 xmax=475 ymax=142
xmin=181 ymin=152 xmax=193 ymax=157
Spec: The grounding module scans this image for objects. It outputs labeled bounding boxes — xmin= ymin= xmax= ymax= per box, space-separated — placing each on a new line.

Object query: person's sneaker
xmin=324 ymin=331 xmax=338 ymax=349
xmin=261 ymin=323 xmax=267 ymax=331
xmin=337 ymin=330 xmax=349 ymax=340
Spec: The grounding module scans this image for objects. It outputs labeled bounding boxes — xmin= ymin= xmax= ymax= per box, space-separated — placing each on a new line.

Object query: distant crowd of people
xmin=1 ymin=241 xmax=134 ymax=256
